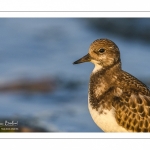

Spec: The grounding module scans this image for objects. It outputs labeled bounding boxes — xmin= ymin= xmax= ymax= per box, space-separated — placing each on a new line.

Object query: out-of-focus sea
xmin=0 ymin=18 xmax=149 ymax=132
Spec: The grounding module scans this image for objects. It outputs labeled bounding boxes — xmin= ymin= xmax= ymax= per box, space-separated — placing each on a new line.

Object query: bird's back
xmin=112 ymin=70 xmax=150 ymax=132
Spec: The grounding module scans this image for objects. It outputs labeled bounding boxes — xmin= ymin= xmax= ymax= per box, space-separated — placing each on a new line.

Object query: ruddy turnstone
xmin=73 ymin=39 xmax=150 ymax=132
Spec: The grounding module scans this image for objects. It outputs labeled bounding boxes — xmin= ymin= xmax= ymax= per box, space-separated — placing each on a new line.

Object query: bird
xmin=73 ymin=38 xmax=150 ymax=132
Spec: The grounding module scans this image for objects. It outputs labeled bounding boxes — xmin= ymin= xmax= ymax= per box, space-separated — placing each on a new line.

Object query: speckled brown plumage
xmin=112 ymin=71 xmax=150 ymax=132
xmin=73 ymin=38 xmax=150 ymax=132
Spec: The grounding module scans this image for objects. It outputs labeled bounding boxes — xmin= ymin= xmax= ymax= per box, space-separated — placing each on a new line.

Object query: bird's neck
xmin=91 ymin=61 xmax=121 ymax=90
xmin=92 ymin=58 xmax=121 ymax=74
xmin=89 ymin=62 xmax=121 ymax=110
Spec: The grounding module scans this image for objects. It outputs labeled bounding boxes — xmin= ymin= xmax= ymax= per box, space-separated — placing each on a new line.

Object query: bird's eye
xmin=98 ymin=48 xmax=105 ymax=53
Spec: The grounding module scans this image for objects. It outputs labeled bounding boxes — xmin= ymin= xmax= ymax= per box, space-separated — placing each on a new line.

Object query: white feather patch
xmin=92 ymin=62 xmax=103 ymax=73
xmin=88 ymin=98 xmax=129 ymax=132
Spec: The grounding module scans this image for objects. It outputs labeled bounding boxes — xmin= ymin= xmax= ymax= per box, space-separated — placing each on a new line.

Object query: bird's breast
xmin=88 ymin=98 xmax=128 ymax=132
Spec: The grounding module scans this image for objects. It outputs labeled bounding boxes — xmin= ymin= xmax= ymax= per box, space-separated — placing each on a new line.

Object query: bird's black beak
xmin=73 ymin=53 xmax=91 ymax=64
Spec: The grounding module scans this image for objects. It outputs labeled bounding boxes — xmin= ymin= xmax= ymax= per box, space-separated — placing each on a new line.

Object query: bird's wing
xmin=112 ymin=92 xmax=150 ymax=132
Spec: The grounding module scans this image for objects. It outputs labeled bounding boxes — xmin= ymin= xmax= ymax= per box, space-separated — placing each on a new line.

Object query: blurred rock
xmin=0 ymin=117 xmax=54 ymax=132
xmin=0 ymin=77 xmax=56 ymax=93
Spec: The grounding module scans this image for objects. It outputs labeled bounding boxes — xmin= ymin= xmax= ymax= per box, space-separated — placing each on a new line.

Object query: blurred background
xmin=0 ymin=18 xmax=150 ymax=132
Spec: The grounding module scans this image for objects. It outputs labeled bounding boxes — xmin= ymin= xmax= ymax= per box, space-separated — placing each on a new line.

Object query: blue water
xmin=0 ymin=18 xmax=149 ymax=132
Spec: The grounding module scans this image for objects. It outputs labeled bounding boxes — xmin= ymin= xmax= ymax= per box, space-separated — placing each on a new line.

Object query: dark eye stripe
xmin=98 ymin=48 xmax=105 ymax=53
